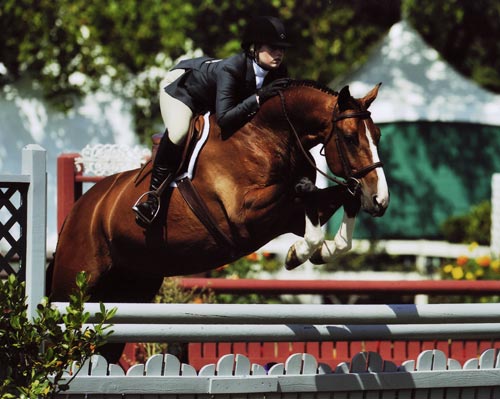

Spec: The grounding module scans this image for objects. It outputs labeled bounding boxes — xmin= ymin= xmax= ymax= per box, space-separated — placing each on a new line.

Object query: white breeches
xmin=159 ymin=69 xmax=193 ymax=145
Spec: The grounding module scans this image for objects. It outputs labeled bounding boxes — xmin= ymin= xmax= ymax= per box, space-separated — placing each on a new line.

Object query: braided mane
xmin=287 ymin=79 xmax=338 ymax=96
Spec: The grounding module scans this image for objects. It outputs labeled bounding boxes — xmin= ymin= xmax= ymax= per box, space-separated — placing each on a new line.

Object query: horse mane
xmin=286 ymin=79 xmax=339 ymax=97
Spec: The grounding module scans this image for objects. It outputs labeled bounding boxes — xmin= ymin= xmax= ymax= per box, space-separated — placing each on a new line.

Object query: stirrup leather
xmin=132 ymin=190 xmax=161 ymax=225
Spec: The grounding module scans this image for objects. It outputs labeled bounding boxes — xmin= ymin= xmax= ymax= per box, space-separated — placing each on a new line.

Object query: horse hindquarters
xmin=50 ymin=175 xmax=120 ymax=301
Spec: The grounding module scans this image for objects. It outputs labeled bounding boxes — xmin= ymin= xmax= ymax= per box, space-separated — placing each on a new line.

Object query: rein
xmin=278 ymin=91 xmax=383 ymax=196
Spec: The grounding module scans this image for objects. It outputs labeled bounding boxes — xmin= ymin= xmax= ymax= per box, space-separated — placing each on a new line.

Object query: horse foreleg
xmin=285 ymin=178 xmax=325 ymax=270
xmin=310 ymin=211 xmax=356 ymax=264
xmin=285 ymin=204 xmax=324 ymax=270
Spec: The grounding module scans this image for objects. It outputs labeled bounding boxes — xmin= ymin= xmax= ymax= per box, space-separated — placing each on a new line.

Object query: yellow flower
xmin=465 ymin=272 xmax=475 ymax=280
xmin=443 ymin=264 xmax=454 ymax=274
xmin=491 ymin=260 xmax=500 ymax=272
xmin=452 ymin=266 xmax=464 ymax=280
xmin=475 ymin=269 xmax=484 ymax=278
xmin=468 ymin=242 xmax=479 ymax=252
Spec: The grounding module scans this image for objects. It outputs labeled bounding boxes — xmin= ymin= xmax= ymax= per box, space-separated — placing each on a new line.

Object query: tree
xmin=1 ymin=0 xmax=498 ymax=141
xmin=403 ymin=0 xmax=500 ymax=93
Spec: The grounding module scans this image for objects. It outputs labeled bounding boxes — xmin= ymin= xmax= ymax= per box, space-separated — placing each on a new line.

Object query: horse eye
xmin=343 ymin=134 xmax=358 ymax=146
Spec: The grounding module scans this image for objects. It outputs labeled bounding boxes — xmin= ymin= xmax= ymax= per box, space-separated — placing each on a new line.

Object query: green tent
xmin=328 ymin=21 xmax=500 ymax=239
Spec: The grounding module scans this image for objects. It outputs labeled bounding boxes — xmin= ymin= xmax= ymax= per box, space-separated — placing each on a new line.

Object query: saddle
xmin=149 ymin=115 xmax=235 ymax=252
xmin=151 ymin=114 xmax=205 ymax=167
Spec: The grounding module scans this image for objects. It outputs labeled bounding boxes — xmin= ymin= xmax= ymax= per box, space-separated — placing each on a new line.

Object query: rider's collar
xmin=253 ymin=61 xmax=269 ymax=89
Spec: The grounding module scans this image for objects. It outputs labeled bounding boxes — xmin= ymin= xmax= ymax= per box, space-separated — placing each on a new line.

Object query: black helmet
xmin=242 ymin=16 xmax=292 ymax=50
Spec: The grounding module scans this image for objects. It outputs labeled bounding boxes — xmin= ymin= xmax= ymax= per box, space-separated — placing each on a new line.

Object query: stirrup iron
xmin=132 ymin=190 xmax=161 ymax=225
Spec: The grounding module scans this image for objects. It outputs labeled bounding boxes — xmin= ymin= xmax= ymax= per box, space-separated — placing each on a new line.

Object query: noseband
xmin=279 ymin=91 xmax=383 ymax=196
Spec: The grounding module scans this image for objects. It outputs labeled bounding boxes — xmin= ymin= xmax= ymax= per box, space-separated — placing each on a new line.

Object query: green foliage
xmin=208 ymin=252 xmax=288 ymax=304
xmin=2 ymin=1 xmax=499 ymax=140
xmin=440 ymin=201 xmax=491 ymax=245
xmin=210 ymin=252 xmax=282 ymax=279
xmin=0 ymin=272 xmax=116 ymax=399
xmin=322 ymin=244 xmax=414 ymax=273
xmin=153 ymin=277 xmax=215 ymax=305
xmin=0 ymin=0 xmax=399 ymax=141
xmin=403 ymin=0 xmax=500 ymax=92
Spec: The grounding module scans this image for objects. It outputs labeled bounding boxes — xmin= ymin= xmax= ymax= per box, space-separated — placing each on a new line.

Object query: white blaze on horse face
xmin=364 ymin=121 xmax=389 ymax=209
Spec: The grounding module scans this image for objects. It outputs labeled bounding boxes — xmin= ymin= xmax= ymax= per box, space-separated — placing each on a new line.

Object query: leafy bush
xmin=440 ymin=201 xmax=491 ymax=245
xmin=0 ymin=272 xmax=116 ymax=399
xmin=136 ymin=277 xmax=216 ymax=361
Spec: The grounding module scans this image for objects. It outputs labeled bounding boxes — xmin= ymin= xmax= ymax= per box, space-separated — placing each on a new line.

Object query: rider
xmin=133 ymin=16 xmax=292 ymax=225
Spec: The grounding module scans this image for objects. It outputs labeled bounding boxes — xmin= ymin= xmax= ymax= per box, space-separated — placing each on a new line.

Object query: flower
xmin=468 ymin=242 xmax=479 ymax=252
xmin=465 ymin=272 xmax=475 ymax=280
xmin=451 ymin=266 xmax=464 ymax=280
xmin=440 ymin=245 xmax=499 ymax=281
xmin=245 ymin=253 xmax=259 ymax=262
xmin=443 ymin=264 xmax=454 ymax=274
xmin=456 ymin=256 xmax=469 ymax=266
xmin=491 ymin=260 xmax=500 ymax=272
xmin=476 ymin=256 xmax=491 ymax=267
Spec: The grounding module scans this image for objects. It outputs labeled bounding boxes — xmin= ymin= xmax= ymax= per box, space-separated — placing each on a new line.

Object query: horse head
xmin=257 ymin=80 xmax=389 ymax=217
xmin=322 ymin=84 xmax=389 ymax=217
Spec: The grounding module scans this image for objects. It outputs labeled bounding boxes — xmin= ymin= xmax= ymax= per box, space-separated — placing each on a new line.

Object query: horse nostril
xmin=373 ymin=195 xmax=379 ymax=207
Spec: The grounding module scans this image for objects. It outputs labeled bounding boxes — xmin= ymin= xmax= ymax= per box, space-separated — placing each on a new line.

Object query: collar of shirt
xmin=253 ymin=61 xmax=269 ymax=89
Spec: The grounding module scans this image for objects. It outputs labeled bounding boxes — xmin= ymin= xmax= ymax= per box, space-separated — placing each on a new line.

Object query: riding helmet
xmin=241 ymin=16 xmax=292 ymax=50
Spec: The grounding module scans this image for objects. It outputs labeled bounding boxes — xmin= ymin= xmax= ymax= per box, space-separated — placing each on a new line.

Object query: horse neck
xmin=255 ymin=88 xmax=333 ymax=150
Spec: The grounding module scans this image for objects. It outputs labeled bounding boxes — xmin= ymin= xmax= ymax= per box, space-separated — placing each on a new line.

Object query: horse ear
xmin=338 ymin=85 xmax=351 ymax=112
xmin=360 ymin=82 xmax=382 ymax=109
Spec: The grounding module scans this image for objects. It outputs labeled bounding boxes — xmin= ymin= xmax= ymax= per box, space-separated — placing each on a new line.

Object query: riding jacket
xmin=164 ymin=53 xmax=288 ymax=134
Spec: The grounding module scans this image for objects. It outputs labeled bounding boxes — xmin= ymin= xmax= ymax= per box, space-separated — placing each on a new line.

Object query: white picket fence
xmin=57 ymin=349 xmax=500 ymax=398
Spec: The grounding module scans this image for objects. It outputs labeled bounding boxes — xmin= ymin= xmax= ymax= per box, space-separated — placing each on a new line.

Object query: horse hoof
xmin=309 ymin=251 xmax=324 ymax=265
xmin=285 ymin=248 xmax=302 ymax=270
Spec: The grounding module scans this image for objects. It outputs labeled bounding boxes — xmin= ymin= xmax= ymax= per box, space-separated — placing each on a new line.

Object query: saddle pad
xmin=170 ymin=112 xmax=210 ymax=187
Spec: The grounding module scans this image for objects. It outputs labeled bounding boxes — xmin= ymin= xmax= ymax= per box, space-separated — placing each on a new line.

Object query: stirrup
xmin=132 ymin=191 xmax=161 ymax=225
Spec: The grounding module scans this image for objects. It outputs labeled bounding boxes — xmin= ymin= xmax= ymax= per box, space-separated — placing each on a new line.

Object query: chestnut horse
xmin=50 ymin=81 xmax=388 ymax=359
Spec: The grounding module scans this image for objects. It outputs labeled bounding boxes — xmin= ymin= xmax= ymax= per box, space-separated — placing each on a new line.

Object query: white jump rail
xmin=54 ymin=302 xmax=500 ymax=342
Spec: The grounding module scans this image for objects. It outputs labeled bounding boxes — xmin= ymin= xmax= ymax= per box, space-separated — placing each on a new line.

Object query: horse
xmin=49 ymin=80 xmax=389 ymax=361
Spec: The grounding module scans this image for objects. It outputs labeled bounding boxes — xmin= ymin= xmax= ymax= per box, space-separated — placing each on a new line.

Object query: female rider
xmin=133 ymin=16 xmax=292 ymax=225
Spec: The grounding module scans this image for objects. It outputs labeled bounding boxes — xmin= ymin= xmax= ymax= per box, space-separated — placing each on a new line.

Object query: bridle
xmin=279 ymin=91 xmax=383 ymax=196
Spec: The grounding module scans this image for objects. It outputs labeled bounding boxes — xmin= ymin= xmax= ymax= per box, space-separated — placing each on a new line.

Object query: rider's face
xmin=256 ymin=44 xmax=285 ymax=70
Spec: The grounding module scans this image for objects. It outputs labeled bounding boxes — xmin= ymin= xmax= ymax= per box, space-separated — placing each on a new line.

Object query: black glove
xmin=258 ymin=78 xmax=292 ymax=104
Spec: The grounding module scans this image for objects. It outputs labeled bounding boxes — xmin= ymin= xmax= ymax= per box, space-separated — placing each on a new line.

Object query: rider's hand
xmin=258 ymin=78 xmax=291 ymax=105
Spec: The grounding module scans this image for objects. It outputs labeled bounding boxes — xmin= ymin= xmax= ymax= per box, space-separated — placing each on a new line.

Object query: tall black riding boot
xmin=132 ymin=132 xmax=183 ymax=226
